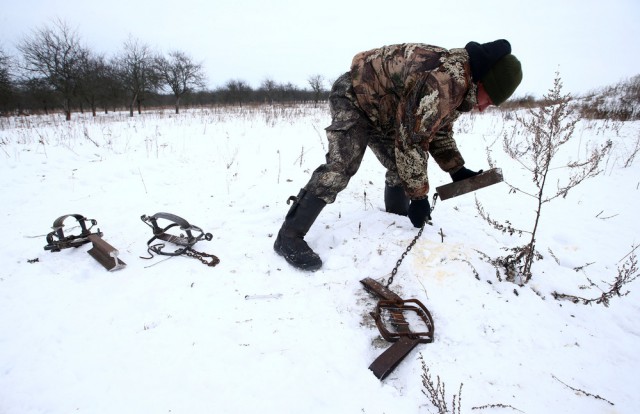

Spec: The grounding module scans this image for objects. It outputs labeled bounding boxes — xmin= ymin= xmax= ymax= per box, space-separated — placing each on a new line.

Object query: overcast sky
xmin=1 ymin=0 xmax=638 ymax=97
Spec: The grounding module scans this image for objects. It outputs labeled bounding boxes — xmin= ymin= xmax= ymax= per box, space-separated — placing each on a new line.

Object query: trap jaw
xmin=44 ymin=214 xmax=100 ymax=251
xmin=371 ymin=299 xmax=434 ymax=344
xmin=43 ymin=214 xmax=126 ymax=271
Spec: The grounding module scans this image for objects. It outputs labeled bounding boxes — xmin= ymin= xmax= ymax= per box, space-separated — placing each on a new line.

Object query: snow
xmin=1 ymin=105 xmax=639 ymax=413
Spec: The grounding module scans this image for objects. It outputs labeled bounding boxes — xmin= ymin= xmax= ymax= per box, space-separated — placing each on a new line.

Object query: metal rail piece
xmin=87 ymin=234 xmax=126 ymax=271
xmin=435 ymin=168 xmax=503 ymax=201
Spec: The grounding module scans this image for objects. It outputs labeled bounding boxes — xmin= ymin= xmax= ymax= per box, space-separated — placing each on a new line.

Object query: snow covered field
xmin=0 ymin=104 xmax=638 ymax=413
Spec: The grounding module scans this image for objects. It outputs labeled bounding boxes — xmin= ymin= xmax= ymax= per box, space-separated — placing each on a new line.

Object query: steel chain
xmin=385 ymin=193 xmax=439 ymax=288
xmin=184 ymin=248 xmax=220 ymax=267
xmin=386 ymin=223 xmax=425 ymax=288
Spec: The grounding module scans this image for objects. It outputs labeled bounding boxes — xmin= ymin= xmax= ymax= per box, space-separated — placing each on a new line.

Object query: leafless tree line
xmin=0 ymin=19 xmax=329 ymax=119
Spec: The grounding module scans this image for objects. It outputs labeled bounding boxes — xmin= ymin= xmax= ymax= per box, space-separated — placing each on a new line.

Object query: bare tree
xmin=0 ymin=47 xmax=14 ymax=114
xmin=21 ymin=77 xmax=56 ymax=115
xmin=307 ymin=74 xmax=324 ymax=107
xmin=279 ymin=82 xmax=300 ymax=102
xmin=155 ymin=50 xmax=205 ymax=114
xmin=98 ymin=62 xmax=126 ymax=114
xmin=224 ymin=79 xmax=252 ymax=107
xmin=260 ymin=77 xmax=277 ymax=104
xmin=77 ymin=53 xmax=111 ymax=116
xmin=114 ymin=36 xmax=158 ymax=117
xmin=17 ymin=18 xmax=88 ymax=120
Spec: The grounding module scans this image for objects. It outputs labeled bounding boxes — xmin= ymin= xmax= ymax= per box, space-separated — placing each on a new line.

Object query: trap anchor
xmin=43 ymin=214 xmax=126 ymax=271
xmin=140 ymin=212 xmax=220 ymax=267
xmin=435 ymin=168 xmax=503 ymax=201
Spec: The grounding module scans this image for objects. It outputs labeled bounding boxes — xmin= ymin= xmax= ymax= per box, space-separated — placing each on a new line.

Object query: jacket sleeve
xmin=394 ymin=69 xmax=467 ymax=199
xmin=428 ymin=123 xmax=465 ymax=173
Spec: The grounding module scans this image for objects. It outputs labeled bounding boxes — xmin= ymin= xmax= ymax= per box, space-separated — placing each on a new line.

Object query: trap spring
xmin=140 ymin=212 xmax=220 ymax=267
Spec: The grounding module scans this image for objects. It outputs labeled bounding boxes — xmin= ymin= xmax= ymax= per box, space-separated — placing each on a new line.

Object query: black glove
xmin=408 ymin=198 xmax=432 ymax=228
xmin=450 ymin=167 xmax=483 ymax=182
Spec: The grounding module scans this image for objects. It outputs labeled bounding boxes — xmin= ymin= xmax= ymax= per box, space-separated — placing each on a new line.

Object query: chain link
xmin=385 ymin=192 xmax=439 ymax=288
xmin=386 ymin=224 xmax=425 ymax=288
xmin=184 ymin=248 xmax=220 ymax=267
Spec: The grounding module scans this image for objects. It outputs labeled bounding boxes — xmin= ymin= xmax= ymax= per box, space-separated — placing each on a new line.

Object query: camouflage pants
xmin=304 ymin=72 xmax=410 ymax=204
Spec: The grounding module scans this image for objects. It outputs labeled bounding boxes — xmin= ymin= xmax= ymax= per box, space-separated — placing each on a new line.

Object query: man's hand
xmin=408 ymin=198 xmax=431 ymax=228
xmin=450 ymin=167 xmax=483 ymax=182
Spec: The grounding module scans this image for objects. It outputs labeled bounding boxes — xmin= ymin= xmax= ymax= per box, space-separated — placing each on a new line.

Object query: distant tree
xmin=101 ymin=62 xmax=126 ymax=113
xmin=260 ymin=77 xmax=277 ymax=104
xmin=114 ymin=36 xmax=159 ymax=116
xmin=307 ymin=74 xmax=324 ymax=106
xmin=224 ymin=79 xmax=252 ymax=106
xmin=0 ymin=47 xmax=14 ymax=115
xmin=20 ymin=77 xmax=56 ymax=115
xmin=277 ymin=82 xmax=300 ymax=102
xmin=155 ymin=50 xmax=205 ymax=114
xmin=17 ymin=18 xmax=89 ymax=120
xmin=77 ymin=53 xmax=112 ymax=116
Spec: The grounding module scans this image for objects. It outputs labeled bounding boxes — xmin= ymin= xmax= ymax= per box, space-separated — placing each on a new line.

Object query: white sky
xmin=1 ymin=0 xmax=638 ymax=97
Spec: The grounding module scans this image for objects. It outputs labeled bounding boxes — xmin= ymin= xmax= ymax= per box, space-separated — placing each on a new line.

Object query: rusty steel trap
xmin=371 ymin=298 xmax=434 ymax=343
xmin=43 ymin=214 xmax=126 ymax=271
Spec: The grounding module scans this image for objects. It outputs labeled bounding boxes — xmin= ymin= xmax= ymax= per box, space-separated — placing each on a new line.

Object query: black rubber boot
xmin=274 ymin=189 xmax=326 ymax=271
xmin=384 ymin=184 xmax=410 ymax=216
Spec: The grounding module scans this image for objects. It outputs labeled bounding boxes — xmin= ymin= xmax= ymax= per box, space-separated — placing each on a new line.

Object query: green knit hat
xmin=481 ymin=54 xmax=523 ymax=106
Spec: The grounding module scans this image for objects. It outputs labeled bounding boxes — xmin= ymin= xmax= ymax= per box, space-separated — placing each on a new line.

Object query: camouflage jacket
xmin=350 ymin=44 xmax=477 ymax=199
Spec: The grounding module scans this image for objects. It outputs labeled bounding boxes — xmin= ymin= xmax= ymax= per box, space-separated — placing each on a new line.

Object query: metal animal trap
xmin=361 ymin=277 xmax=434 ymax=380
xmin=43 ymin=214 xmax=126 ymax=271
xmin=371 ymin=298 xmax=434 ymax=343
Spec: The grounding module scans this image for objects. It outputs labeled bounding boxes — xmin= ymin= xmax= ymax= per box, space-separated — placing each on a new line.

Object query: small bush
xmin=478 ymin=72 xmax=611 ymax=284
